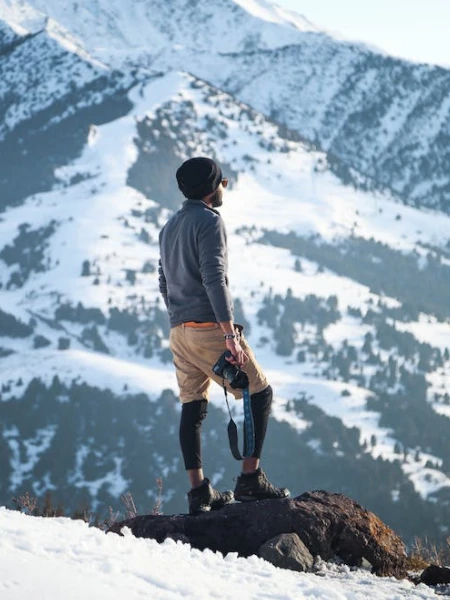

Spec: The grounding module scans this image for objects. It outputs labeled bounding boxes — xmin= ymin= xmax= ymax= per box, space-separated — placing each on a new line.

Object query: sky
xmin=0 ymin=507 xmax=439 ymax=600
xmin=275 ymin=0 xmax=450 ymax=67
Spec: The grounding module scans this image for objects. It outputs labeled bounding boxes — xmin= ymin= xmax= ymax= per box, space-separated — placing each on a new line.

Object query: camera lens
xmin=222 ymin=363 xmax=238 ymax=383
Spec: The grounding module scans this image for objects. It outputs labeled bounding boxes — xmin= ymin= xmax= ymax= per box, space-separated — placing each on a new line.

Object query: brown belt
xmin=183 ymin=321 xmax=218 ymax=328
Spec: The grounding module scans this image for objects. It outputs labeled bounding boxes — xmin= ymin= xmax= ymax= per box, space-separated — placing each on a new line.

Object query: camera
xmin=212 ymin=350 xmax=249 ymax=389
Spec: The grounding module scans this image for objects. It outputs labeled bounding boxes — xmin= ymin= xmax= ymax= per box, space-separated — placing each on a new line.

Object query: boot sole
xmin=235 ymin=493 xmax=290 ymax=502
xmin=211 ymin=497 xmax=235 ymax=510
xmin=190 ymin=498 xmax=235 ymax=515
xmin=189 ymin=505 xmax=212 ymax=515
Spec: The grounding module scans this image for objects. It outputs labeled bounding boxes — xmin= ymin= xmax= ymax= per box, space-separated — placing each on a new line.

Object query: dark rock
xmin=259 ymin=533 xmax=314 ymax=572
xmin=420 ymin=564 xmax=450 ymax=585
xmin=108 ymin=490 xmax=407 ymax=578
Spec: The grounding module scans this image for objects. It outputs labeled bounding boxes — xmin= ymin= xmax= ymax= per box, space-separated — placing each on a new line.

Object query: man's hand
xmin=219 ymin=320 xmax=248 ymax=368
xmin=225 ymin=337 xmax=248 ymax=368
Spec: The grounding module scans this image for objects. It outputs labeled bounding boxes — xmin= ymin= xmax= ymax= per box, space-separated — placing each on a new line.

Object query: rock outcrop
xmin=420 ymin=565 xmax=450 ymax=586
xmin=109 ymin=490 xmax=407 ymax=578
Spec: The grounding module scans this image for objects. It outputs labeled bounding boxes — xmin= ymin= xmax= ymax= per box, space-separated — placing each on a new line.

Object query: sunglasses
xmin=221 ymin=178 xmax=228 ymax=188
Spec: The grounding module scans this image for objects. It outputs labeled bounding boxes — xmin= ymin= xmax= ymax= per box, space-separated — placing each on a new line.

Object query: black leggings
xmin=179 ymin=385 xmax=273 ymax=470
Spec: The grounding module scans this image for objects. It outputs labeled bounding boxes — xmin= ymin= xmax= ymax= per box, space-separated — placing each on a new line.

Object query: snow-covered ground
xmin=0 ymin=507 xmax=439 ymax=600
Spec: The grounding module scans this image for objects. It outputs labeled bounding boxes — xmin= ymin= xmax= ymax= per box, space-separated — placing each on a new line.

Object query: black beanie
xmin=176 ymin=157 xmax=222 ymax=199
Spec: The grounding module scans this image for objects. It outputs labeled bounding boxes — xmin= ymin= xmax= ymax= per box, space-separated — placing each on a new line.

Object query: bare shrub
xmin=407 ymin=537 xmax=450 ymax=570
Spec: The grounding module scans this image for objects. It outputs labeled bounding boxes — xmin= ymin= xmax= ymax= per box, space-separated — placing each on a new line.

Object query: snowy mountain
xmin=1 ymin=0 xmax=321 ymax=57
xmin=0 ymin=0 xmax=450 ymax=547
xmin=3 ymin=0 xmax=449 ymax=213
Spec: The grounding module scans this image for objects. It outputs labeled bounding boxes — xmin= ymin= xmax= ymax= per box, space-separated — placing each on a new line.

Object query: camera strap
xmin=223 ymin=384 xmax=255 ymax=460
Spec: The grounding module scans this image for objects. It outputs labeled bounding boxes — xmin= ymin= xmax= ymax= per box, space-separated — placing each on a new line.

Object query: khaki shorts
xmin=169 ymin=323 xmax=268 ymax=403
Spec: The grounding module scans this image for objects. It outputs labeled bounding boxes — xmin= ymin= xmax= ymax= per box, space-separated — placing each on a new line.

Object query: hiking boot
xmin=234 ymin=468 xmax=290 ymax=502
xmin=188 ymin=478 xmax=234 ymax=515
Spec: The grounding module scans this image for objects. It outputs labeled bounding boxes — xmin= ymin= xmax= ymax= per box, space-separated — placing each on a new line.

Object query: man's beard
xmin=210 ymin=187 xmax=223 ymax=207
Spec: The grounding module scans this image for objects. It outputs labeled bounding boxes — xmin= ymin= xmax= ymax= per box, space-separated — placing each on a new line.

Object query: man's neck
xmin=185 ymin=199 xmax=219 ymax=213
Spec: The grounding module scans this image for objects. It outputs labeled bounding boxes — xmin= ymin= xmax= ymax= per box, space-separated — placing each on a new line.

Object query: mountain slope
xmin=0 ymin=13 xmax=135 ymax=210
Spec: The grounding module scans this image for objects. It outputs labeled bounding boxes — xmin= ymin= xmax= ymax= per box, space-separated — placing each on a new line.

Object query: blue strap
xmin=223 ymin=384 xmax=254 ymax=460
xmin=242 ymin=386 xmax=255 ymax=457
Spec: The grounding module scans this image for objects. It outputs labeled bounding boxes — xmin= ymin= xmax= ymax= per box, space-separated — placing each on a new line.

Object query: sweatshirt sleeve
xmin=158 ymin=226 xmax=169 ymax=308
xmin=158 ymin=258 xmax=169 ymax=308
xmin=197 ymin=214 xmax=233 ymax=323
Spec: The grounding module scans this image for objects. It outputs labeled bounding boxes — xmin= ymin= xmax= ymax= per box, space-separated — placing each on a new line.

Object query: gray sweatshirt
xmin=158 ymin=199 xmax=234 ymax=327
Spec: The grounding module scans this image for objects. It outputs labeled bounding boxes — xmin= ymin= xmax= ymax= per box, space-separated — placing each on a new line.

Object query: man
xmin=158 ymin=156 xmax=289 ymax=515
